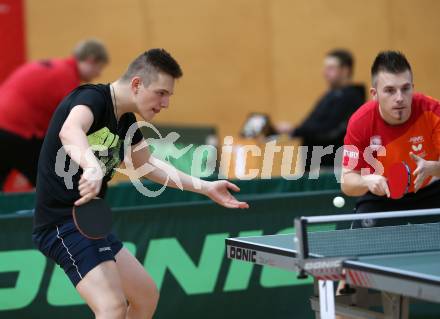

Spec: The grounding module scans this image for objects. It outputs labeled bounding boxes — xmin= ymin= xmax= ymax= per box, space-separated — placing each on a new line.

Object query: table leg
xmin=381 ymin=292 xmax=409 ymax=319
xmin=319 ymin=280 xmax=336 ymax=319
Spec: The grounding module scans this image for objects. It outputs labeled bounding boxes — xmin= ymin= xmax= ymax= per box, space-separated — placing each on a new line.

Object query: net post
xmin=294 ymin=217 xmax=309 ymax=279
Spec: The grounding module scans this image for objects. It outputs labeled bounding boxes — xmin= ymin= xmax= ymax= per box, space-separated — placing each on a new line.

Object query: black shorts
xmin=32 ymin=219 xmax=123 ymax=287
xmin=0 ymin=129 xmax=43 ymax=188
xmin=351 ymin=180 xmax=440 ymax=228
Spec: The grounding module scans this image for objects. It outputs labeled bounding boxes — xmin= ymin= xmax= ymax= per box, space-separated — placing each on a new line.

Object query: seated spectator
xmin=277 ymin=49 xmax=365 ymax=171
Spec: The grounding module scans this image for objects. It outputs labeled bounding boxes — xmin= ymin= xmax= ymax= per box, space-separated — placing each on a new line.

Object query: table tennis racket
xmin=387 ymin=161 xmax=411 ymax=199
xmin=73 ymin=198 xmax=112 ymax=239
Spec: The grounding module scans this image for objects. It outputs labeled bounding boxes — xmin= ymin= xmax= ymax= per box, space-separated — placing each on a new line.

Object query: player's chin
xmin=390 ymin=109 xmax=410 ymax=121
xmin=140 ymin=110 xmax=155 ymax=121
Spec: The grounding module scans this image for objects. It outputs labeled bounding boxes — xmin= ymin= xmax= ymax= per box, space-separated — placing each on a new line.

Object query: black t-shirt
xmin=33 ymin=84 xmax=143 ymax=232
xmin=292 ymin=85 xmax=365 ymax=147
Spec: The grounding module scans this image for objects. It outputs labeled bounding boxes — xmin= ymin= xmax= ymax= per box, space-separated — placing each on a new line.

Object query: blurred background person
xmin=276 ymin=49 xmax=365 ymax=171
xmin=0 ymin=39 xmax=109 ymax=191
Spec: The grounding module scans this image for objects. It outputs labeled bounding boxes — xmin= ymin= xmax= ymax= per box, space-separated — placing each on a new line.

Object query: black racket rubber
xmin=73 ymin=198 xmax=112 ymax=239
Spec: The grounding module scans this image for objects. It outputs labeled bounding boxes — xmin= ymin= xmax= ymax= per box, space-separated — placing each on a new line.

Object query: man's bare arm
xmin=127 ymin=139 xmax=249 ymax=209
xmin=59 ymin=105 xmax=103 ymax=205
xmin=341 ymin=168 xmax=390 ymax=197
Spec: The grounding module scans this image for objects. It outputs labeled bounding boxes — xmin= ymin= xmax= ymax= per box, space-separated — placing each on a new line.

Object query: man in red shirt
xmin=342 ymin=51 xmax=440 ymax=227
xmin=0 ymin=39 xmax=109 ymax=190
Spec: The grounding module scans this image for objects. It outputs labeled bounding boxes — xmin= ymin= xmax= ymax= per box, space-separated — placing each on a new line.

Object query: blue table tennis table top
xmin=227 ymin=222 xmax=440 ymax=285
xmin=226 ymin=219 xmax=440 ymax=317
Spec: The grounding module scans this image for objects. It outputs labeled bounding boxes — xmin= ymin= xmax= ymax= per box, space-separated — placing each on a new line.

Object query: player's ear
xmin=370 ymin=87 xmax=377 ymax=101
xmin=130 ymin=77 xmax=142 ymax=95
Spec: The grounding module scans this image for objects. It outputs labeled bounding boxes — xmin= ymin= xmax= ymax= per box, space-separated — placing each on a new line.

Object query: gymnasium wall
xmin=25 ymin=0 xmax=440 ymax=139
xmin=0 ymin=0 xmax=26 ymax=82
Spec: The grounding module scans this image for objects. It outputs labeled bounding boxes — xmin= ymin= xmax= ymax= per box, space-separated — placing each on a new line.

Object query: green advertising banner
xmin=0 ymin=191 xmax=438 ymax=318
xmin=0 ymin=174 xmax=341 ymax=215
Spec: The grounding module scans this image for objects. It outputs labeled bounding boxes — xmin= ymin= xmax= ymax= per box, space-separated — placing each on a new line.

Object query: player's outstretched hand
xmin=410 ymin=152 xmax=438 ymax=192
xmin=205 ymin=181 xmax=249 ymax=209
xmin=75 ymin=167 xmax=103 ymax=206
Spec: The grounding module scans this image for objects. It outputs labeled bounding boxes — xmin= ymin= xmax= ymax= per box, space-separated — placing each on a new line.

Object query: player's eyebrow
xmin=156 ymin=89 xmax=173 ymax=95
xmin=383 ymin=83 xmax=411 ymax=90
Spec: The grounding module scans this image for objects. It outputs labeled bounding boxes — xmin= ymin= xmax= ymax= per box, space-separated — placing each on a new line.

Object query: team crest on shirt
xmin=369 ymin=135 xmax=382 ymax=151
xmin=409 ymin=136 xmax=424 ymax=144
xmin=342 ymin=146 xmax=359 ymax=168
xmin=409 ymin=135 xmax=425 ymax=156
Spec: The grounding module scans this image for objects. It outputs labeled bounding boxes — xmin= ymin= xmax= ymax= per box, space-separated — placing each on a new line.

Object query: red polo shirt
xmin=0 ymin=57 xmax=81 ymax=139
xmin=343 ymin=93 xmax=440 ymax=193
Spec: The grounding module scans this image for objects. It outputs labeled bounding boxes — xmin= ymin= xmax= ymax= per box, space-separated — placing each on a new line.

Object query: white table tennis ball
xmin=333 ymin=196 xmax=345 ymax=208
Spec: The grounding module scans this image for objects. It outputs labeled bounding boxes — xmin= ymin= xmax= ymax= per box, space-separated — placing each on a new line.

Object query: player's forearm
xmin=144 ymin=156 xmax=209 ymax=194
xmin=59 ymin=127 xmax=102 ymax=173
xmin=340 ymin=171 xmax=369 ymax=196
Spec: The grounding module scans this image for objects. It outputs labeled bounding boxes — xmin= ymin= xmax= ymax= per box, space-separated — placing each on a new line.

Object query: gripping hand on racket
xmin=341 ymin=168 xmax=390 ymax=198
xmin=58 ymin=105 xmax=105 ymax=206
xmin=363 ymin=174 xmax=390 ymax=197
xmin=76 ymin=166 xmax=104 ymax=206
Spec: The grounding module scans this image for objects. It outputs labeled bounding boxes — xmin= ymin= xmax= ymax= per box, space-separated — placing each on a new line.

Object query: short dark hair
xmin=327 ymin=49 xmax=354 ymax=77
xmin=371 ymin=51 xmax=412 ymax=86
xmin=121 ymin=48 xmax=183 ymax=85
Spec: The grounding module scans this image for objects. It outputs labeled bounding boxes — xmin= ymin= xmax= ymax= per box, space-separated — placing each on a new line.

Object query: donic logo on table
xmin=229 ymin=246 xmax=257 ymax=262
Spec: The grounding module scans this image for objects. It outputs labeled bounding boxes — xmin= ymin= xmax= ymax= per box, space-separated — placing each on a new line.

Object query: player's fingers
xmin=78 ymin=176 xmax=89 ymax=188
xmin=79 ymin=173 xmax=87 ymax=182
xmin=409 ymin=152 xmax=421 ymax=163
xmin=74 ymin=194 xmax=93 ymax=206
xmin=368 ymin=185 xmax=378 ymax=196
xmin=414 ymin=174 xmax=425 ymax=192
xmin=219 ymin=197 xmax=241 ymax=208
xmin=372 ymin=180 xmax=388 ymax=197
xmin=413 ymin=166 xmax=421 ymax=176
xmin=414 ymin=180 xmax=420 ymax=192
xmin=221 ymin=201 xmax=240 ymax=209
xmin=414 ymin=175 xmax=421 ymax=191
xmin=78 ymin=182 xmax=88 ymax=191
xmin=79 ymin=186 xmax=95 ymax=197
xmin=227 ymin=182 xmax=240 ymax=192
xmin=238 ymin=201 xmax=249 ymax=209
xmin=74 ymin=198 xmax=85 ymax=206
xmin=79 ymin=180 xmax=95 ymax=193
xmin=79 ymin=188 xmax=87 ymax=197
xmin=227 ymin=198 xmax=249 ymax=209
xmin=376 ymin=181 xmax=388 ymax=197
xmin=382 ymin=180 xmax=391 ymax=198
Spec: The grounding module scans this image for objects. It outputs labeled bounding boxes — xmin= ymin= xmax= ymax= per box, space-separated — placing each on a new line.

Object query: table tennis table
xmin=226 ymin=208 xmax=440 ymax=319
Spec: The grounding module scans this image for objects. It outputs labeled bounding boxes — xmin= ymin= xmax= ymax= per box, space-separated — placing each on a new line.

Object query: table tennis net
xmin=305 ymin=222 xmax=440 ymax=258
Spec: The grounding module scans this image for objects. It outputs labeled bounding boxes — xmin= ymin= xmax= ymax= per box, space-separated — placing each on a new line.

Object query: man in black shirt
xmin=277 ymin=49 xmax=365 ymax=171
xmin=32 ymin=49 xmax=249 ymax=319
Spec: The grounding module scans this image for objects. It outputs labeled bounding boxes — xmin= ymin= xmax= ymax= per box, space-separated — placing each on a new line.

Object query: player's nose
xmin=161 ymin=96 xmax=170 ymax=108
xmin=396 ymin=90 xmax=404 ymax=103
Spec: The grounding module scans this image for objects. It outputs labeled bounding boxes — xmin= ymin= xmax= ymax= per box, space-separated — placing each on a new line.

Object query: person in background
xmin=277 ymin=49 xmax=365 ymax=171
xmin=0 ymin=39 xmax=109 ymax=190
